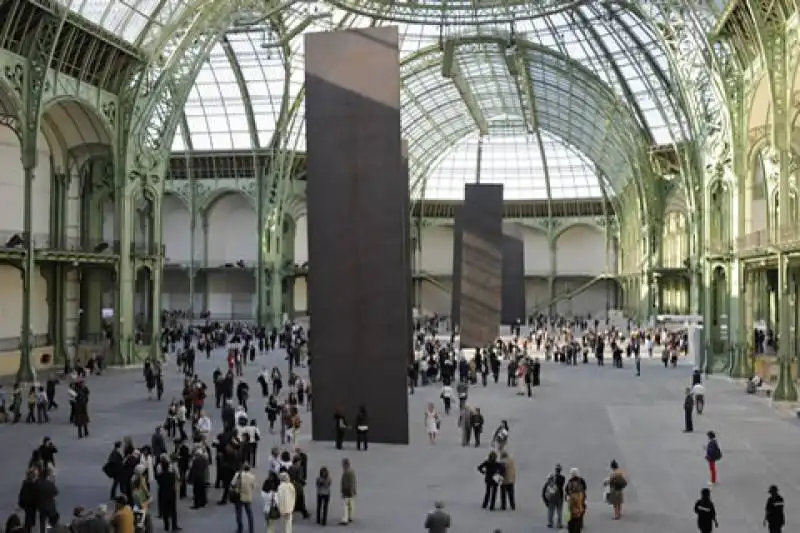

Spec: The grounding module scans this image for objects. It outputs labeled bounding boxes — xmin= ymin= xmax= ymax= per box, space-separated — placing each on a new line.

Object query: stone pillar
xmin=774 ymin=252 xmax=797 ymax=400
xmin=113 ymin=185 xmax=135 ymax=365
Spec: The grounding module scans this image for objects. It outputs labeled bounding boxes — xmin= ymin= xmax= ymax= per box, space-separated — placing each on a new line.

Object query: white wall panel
xmin=0 ymin=127 xmax=24 ymax=232
xmin=419 ymin=278 xmax=452 ymax=316
xmin=293 ymin=277 xmax=307 ymax=313
xmin=525 ymin=278 xmax=550 ymax=311
xmin=65 ymin=173 xmax=80 ymax=240
xmin=555 ymin=225 xmax=607 ymax=276
xmin=32 ymin=146 xmax=51 ymax=236
xmin=419 ymin=226 xmax=454 ymax=275
xmin=65 ymin=270 xmax=79 ymax=346
xmin=207 ymin=273 xmax=232 ymax=316
xmin=206 ymin=271 xmax=254 ymax=317
xmin=294 ymin=215 xmax=308 ymax=265
xmin=553 ymin=278 xmax=612 ymax=317
xmin=749 ymin=198 xmax=768 ymax=232
xmin=521 ymin=226 xmax=549 ymax=275
xmin=102 ymin=200 xmax=114 ymax=243
xmin=206 ymin=193 xmax=257 ymax=264
xmin=0 ymin=265 xmax=49 ymax=339
xmin=162 ymin=194 xmax=192 ymax=263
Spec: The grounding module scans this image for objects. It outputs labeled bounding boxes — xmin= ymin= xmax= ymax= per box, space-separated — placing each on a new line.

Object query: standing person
xmin=354 ymin=407 xmax=368 ymax=451
xmin=477 ymin=451 xmax=503 ymax=511
xmin=231 ymin=464 xmax=256 ymax=533
xmin=764 ymin=485 xmax=785 ymax=533
xmin=424 ymin=501 xmax=450 ymax=533
xmin=339 ymin=458 xmax=357 ymax=525
xmin=315 ymin=467 xmax=331 ymax=526
xmin=564 ymin=468 xmax=587 ymax=533
xmin=333 ymin=409 xmax=347 ymax=450
xmin=440 ymin=383 xmax=453 ymax=415
xmin=424 ymin=403 xmax=440 ymax=444
xmin=276 ymin=473 xmax=296 ymax=533
xmin=542 ymin=465 xmax=566 ymax=529
xmin=603 ymin=460 xmax=627 ymax=520
xmin=683 ymin=388 xmax=695 ymax=433
xmin=692 ymin=381 xmax=706 ymax=414
xmin=498 ymin=451 xmax=516 ymax=511
xmin=705 ymin=431 xmax=722 ymax=484
xmin=693 ymin=488 xmax=718 ymax=533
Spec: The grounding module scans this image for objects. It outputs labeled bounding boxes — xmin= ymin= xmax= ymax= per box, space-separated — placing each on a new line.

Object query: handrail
xmin=529 ymin=273 xmax=613 ymax=314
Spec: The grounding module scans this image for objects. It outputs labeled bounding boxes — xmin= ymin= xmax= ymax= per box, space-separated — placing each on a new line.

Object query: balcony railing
xmin=736 ymin=225 xmax=800 ymax=254
xmin=0 ymin=334 xmax=52 ymax=352
xmin=707 ymin=238 xmax=732 ymax=256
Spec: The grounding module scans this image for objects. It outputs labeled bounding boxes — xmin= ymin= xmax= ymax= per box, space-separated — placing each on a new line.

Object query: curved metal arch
xmin=163 ymin=189 xmax=191 ymax=210
xmin=201 ymin=187 xmax=257 ymax=215
xmin=402 ymin=37 xmax=649 ymax=196
xmin=553 ymin=221 xmax=604 ymax=242
xmin=40 ymin=95 xmax=115 ymax=147
xmin=0 ymin=75 xmax=22 ymax=120
xmin=220 ymin=34 xmax=261 ymax=149
xmin=281 ymin=193 xmax=307 ymax=221
xmin=571 ymin=6 xmax=653 ymax=144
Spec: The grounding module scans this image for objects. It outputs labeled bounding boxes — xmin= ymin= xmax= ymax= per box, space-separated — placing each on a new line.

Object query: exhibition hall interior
xmin=0 ymin=0 xmax=799 ymax=402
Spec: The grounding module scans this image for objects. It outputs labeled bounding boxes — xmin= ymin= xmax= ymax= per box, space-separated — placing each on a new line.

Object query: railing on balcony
xmin=736 ymin=225 xmax=800 ymax=254
xmin=0 ymin=334 xmax=52 ymax=352
xmin=736 ymin=229 xmax=771 ymax=253
xmin=707 ymin=239 xmax=732 ymax=256
xmin=130 ymin=243 xmax=166 ymax=256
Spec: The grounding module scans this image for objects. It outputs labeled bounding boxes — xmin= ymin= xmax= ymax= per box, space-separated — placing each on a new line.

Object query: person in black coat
xmin=764 ymin=485 xmax=785 ymax=533
xmin=477 ymin=451 xmax=505 ymax=511
xmin=35 ymin=471 xmax=59 ymax=533
xmin=188 ymin=448 xmax=209 ymax=509
xmin=354 ymin=407 xmax=369 ymax=451
xmin=104 ymin=442 xmax=123 ymax=500
xmin=694 ymin=488 xmax=717 ymax=533
xmin=155 ymin=455 xmax=180 ymax=531
xmin=18 ymin=468 xmax=38 ymax=533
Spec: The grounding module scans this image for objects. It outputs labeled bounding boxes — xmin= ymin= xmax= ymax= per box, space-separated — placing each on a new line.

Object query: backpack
xmin=611 ymin=473 xmax=627 ymax=490
xmin=544 ymin=478 xmax=558 ymax=502
xmin=708 ymin=441 xmax=722 ymax=461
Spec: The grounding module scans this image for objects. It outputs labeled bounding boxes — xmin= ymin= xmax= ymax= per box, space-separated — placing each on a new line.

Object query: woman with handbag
xmin=355 ymin=406 xmax=369 ymax=451
xmin=424 ymin=403 xmax=440 ymax=444
xmin=261 ymin=472 xmax=281 ymax=533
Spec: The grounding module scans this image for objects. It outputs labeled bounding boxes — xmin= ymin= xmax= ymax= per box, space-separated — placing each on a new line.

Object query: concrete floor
xmin=0 ymin=350 xmax=796 ymax=533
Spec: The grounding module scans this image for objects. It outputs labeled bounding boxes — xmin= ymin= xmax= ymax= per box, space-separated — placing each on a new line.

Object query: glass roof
xmin=426 ymin=132 xmax=606 ymax=201
xmin=171 ymin=1 xmax=693 ymax=200
xmin=54 ymin=0 xmax=191 ymax=45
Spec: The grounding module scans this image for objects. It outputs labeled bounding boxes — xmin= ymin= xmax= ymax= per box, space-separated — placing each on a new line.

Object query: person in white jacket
xmin=276 ymin=472 xmax=296 ymax=533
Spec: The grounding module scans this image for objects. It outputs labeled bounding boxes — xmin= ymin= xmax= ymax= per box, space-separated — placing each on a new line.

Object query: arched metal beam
xmin=220 ymin=34 xmax=261 ymax=149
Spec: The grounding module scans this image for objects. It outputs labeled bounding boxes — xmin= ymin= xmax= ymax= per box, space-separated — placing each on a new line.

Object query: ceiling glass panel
xmin=179 ymin=41 xmax=252 ymax=151
xmin=169 ymin=1 xmax=695 ymax=202
xmin=55 ymin=0 xmax=190 ymax=44
xmin=425 ymin=132 xmax=605 ymax=200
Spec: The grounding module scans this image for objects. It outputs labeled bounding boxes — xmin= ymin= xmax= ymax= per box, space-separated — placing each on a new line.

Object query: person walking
xmin=692 ymin=381 xmax=706 ymax=414
xmin=315 ymin=467 xmax=331 ymax=526
xmin=683 ymin=388 xmax=694 ymax=432
xmin=705 ymin=431 xmax=722 ymax=485
xmin=764 ymin=485 xmax=784 ymax=533
xmin=230 ymin=464 xmax=256 ymax=533
xmin=499 ymin=451 xmax=516 ymax=511
xmin=693 ymin=488 xmax=718 ymax=533
xmin=477 ymin=451 xmax=504 ymax=511
xmin=603 ymin=460 xmax=627 ymax=520
xmin=424 ymin=501 xmax=450 ymax=533
xmin=541 ymin=464 xmax=565 ymax=529
xmin=339 ymin=458 xmax=357 ymax=525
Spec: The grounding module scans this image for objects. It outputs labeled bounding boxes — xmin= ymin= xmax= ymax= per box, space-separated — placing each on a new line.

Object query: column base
xmin=772 ymin=359 xmax=798 ymax=402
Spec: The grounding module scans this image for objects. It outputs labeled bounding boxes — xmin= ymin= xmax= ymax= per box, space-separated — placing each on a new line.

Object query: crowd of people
xmin=0 ymin=313 xmax=789 ymax=533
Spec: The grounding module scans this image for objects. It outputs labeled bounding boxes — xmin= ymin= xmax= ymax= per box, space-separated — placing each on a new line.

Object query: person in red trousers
xmin=705 ymin=431 xmax=722 ymax=484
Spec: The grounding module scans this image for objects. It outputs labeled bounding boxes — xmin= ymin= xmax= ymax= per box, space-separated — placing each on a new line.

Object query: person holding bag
xmin=261 ymin=472 xmax=281 ymax=533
